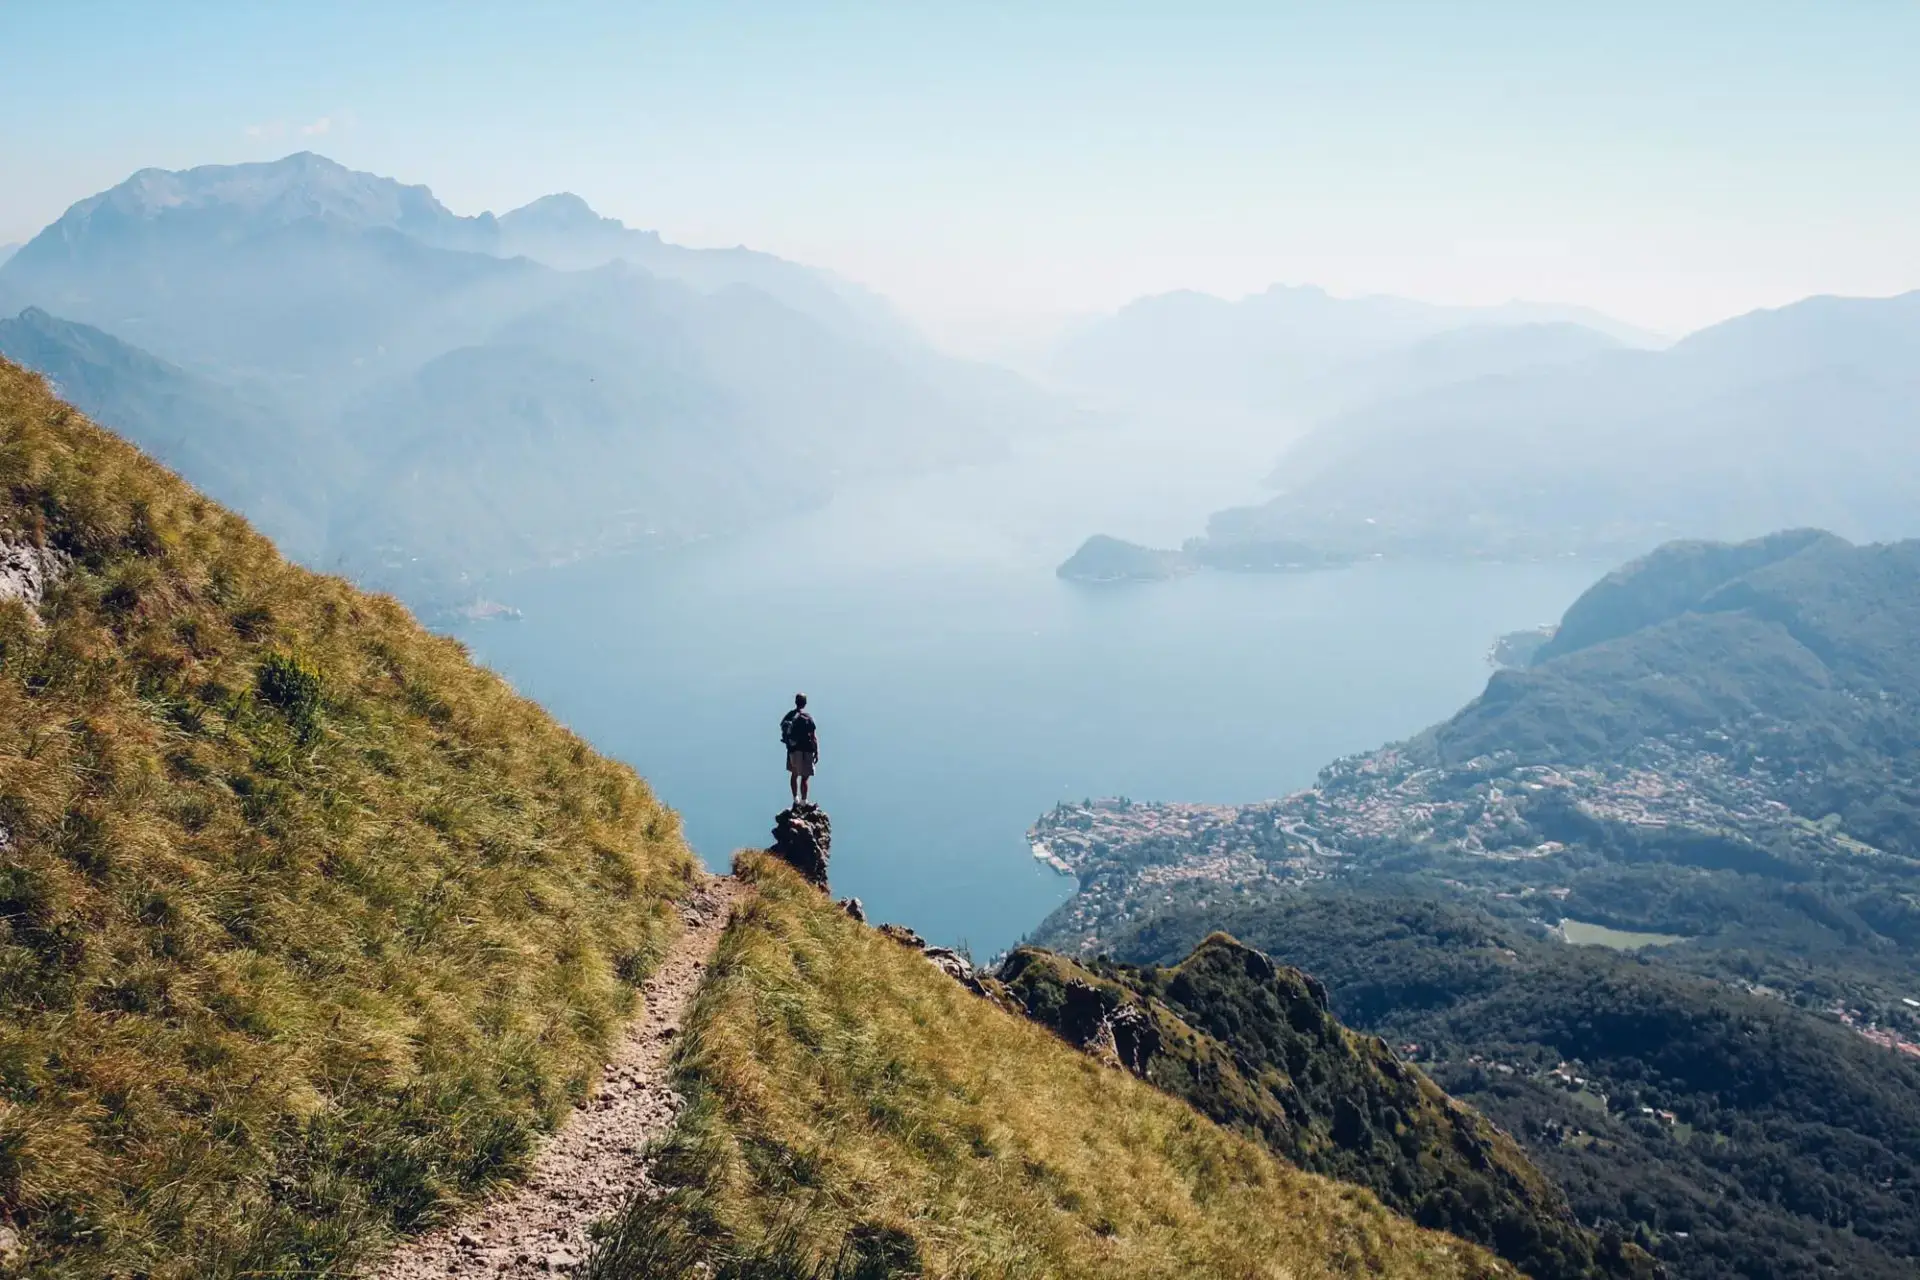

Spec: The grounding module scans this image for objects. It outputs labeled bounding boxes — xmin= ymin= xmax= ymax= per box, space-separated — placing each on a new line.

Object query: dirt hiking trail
xmin=374 ymin=874 xmax=741 ymax=1278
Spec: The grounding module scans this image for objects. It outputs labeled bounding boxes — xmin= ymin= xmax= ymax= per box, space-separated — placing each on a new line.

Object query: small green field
xmin=1558 ymin=920 xmax=1686 ymax=950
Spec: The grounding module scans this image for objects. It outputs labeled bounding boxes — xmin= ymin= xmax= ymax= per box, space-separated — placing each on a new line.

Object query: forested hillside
xmin=1111 ymin=892 xmax=1920 ymax=1280
xmin=1035 ymin=533 xmax=1920 ymax=1002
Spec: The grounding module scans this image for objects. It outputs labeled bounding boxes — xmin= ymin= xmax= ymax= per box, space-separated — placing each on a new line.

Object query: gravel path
xmin=373 ymin=875 xmax=741 ymax=1278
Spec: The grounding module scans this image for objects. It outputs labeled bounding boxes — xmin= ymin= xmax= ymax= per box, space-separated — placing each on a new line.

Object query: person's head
xmin=794 ymin=693 xmax=808 ymax=709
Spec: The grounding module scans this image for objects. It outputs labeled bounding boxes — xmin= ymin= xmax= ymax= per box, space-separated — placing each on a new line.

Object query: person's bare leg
xmin=789 ymin=771 xmax=799 ymax=805
xmin=800 ymin=774 xmax=811 ymax=805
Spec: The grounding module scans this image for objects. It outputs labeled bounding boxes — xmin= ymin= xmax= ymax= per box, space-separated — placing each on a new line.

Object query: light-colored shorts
xmin=787 ymin=749 xmax=816 ymax=778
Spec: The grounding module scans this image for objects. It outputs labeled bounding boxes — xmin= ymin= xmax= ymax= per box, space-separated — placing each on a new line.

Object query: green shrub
xmin=255 ymin=650 xmax=323 ymax=740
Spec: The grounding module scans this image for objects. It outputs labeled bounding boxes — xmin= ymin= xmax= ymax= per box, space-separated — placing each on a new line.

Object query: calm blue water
xmin=449 ymin=428 xmax=1599 ymax=956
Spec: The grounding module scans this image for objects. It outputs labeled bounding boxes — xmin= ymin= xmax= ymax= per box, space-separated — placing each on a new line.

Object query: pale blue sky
xmin=5 ymin=1 xmax=1918 ymax=342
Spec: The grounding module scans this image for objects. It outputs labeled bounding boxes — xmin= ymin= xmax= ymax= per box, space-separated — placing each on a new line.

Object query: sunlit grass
xmin=0 ymin=358 xmax=699 ymax=1277
xmin=591 ymin=853 xmax=1512 ymax=1279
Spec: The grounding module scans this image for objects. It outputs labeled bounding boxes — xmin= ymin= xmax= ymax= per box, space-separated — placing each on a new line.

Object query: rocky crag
xmin=770 ymin=803 xmax=832 ymax=887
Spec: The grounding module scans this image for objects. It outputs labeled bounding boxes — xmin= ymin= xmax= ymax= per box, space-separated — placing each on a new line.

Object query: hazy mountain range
xmin=0 ymin=153 xmax=1064 ymax=606
xmin=1046 ymin=282 xmax=1664 ymax=423
xmin=1055 ymin=283 xmax=1920 ymax=570
xmin=1196 ymin=289 xmax=1920 ymax=560
xmin=10 ymin=152 xmax=1918 ymax=599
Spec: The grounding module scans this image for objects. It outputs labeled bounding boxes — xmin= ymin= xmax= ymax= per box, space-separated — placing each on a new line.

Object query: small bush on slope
xmin=0 ymin=358 xmax=697 ymax=1277
xmin=590 ymin=853 xmax=1511 ymax=1280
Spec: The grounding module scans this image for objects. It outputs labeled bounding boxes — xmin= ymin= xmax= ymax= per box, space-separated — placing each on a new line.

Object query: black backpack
xmin=781 ymin=709 xmax=816 ymax=752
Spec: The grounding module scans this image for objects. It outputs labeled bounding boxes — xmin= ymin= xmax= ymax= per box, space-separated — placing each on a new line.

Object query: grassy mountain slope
xmin=590 ymin=853 xmax=1510 ymax=1280
xmin=0 ymin=359 xmax=698 ymax=1278
xmin=995 ymin=937 xmax=1647 ymax=1280
xmin=1112 ymin=892 xmax=1920 ymax=1280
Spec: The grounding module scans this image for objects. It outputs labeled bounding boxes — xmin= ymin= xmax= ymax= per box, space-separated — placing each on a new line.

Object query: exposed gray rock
xmin=877 ymin=923 xmax=926 ymax=950
xmin=923 ymin=946 xmax=975 ymax=984
xmin=770 ymin=804 xmax=832 ymax=889
xmin=0 ymin=538 xmax=69 ymax=616
xmin=838 ymin=896 xmax=866 ymax=923
xmin=876 ymin=925 xmax=1000 ymax=1000
xmin=1040 ymin=978 xmax=1162 ymax=1076
xmin=0 ymin=1223 xmax=23 ymax=1270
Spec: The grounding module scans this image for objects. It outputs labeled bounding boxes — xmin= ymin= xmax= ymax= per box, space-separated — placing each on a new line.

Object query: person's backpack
xmin=781 ymin=709 xmax=817 ymax=753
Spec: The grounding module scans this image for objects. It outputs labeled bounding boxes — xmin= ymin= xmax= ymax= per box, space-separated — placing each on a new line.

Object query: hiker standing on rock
xmin=781 ymin=693 xmax=819 ymax=806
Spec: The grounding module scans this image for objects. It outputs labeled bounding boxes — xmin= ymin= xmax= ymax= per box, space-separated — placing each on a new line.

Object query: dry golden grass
xmin=590 ymin=853 xmax=1514 ymax=1280
xmin=0 ymin=358 xmax=698 ymax=1277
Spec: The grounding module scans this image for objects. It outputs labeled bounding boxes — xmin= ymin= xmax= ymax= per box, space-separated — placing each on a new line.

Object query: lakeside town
xmin=1029 ymin=728 xmax=1920 ymax=1066
xmin=1030 ymin=734 xmax=1899 ymax=953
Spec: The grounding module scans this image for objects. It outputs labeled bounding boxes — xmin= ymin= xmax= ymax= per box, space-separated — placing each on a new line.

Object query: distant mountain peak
xmin=28 ymin=152 xmax=494 ymax=252
xmin=498 ymin=191 xmax=659 ymax=244
xmin=3 ymin=153 xmax=916 ymax=370
xmin=503 ymin=191 xmax=600 ymax=224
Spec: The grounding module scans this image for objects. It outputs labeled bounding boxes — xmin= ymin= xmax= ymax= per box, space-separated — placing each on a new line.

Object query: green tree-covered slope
xmin=1114 ymin=892 xmax=1920 ymax=1280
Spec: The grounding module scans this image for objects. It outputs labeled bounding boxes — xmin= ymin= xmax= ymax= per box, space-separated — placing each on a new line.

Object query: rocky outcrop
xmin=922 ymin=945 xmax=977 ymax=987
xmin=1036 ymin=975 xmax=1162 ymax=1074
xmin=0 ymin=538 xmax=68 ymax=616
xmin=872 ymin=919 xmax=1007 ymax=1004
xmin=770 ymin=804 xmax=831 ymax=888
xmin=876 ymin=922 xmax=925 ymax=949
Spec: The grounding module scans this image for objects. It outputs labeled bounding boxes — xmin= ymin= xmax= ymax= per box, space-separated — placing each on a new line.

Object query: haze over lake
xmin=451 ymin=423 xmax=1599 ymax=955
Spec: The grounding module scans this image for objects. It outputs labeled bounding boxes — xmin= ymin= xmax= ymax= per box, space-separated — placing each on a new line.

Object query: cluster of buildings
xmin=1832 ymin=1005 xmax=1920 ymax=1060
xmin=1029 ymin=732 xmax=1869 ymax=947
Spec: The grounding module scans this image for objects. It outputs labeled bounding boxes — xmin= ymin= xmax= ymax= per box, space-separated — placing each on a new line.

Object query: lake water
xmin=449 ymin=425 xmax=1600 ymax=957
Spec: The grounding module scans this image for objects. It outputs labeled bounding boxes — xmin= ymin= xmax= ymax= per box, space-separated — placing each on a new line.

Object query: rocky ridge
xmin=994 ymin=935 xmax=1654 ymax=1280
